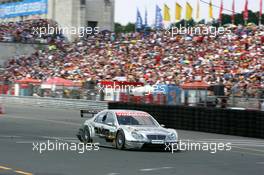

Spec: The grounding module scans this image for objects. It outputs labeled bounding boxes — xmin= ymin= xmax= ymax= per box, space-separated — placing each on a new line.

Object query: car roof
xmin=102 ymin=109 xmax=148 ymax=113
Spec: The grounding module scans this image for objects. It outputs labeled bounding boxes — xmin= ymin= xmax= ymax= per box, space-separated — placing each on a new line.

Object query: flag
xmin=136 ymin=8 xmax=143 ymax=30
xmin=164 ymin=4 xmax=171 ymax=21
xmin=260 ymin=0 xmax=263 ymax=18
xmin=175 ymin=3 xmax=182 ymax=21
xmin=145 ymin=8 xmax=148 ymax=27
xmin=196 ymin=0 xmax=200 ymax=20
xmin=219 ymin=0 xmax=223 ymax=22
xmin=185 ymin=2 xmax=193 ymax=20
xmin=243 ymin=0 xmax=248 ymax=21
xmin=209 ymin=0 xmax=213 ymax=19
xmin=232 ymin=0 xmax=235 ymax=23
xmin=260 ymin=0 xmax=263 ymax=25
xmin=155 ymin=5 xmax=163 ymax=29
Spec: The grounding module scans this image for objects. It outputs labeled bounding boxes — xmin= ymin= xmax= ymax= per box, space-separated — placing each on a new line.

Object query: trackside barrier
xmin=80 ymin=110 xmax=101 ymax=118
xmin=108 ymin=102 xmax=264 ymax=139
xmin=0 ymin=95 xmax=108 ymax=110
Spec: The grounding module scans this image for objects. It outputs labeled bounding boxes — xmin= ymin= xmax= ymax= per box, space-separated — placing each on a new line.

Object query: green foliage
xmin=114 ymin=23 xmax=124 ymax=33
xmin=114 ymin=23 xmax=135 ymax=33
xmin=124 ymin=23 xmax=135 ymax=32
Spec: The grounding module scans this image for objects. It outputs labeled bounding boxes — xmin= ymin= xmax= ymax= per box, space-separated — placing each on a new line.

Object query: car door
xmin=92 ymin=111 xmax=107 ymax=143
xmin=100 ymin=112 xmax=118 ymax=147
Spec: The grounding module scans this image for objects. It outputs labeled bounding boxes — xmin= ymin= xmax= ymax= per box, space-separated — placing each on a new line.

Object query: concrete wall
xmin=86 ymin=0 xmax=115 ymax=31
xmin=0 ymin=42 xmax=42 ymax=66
xmin=47 ymin=0 xmax=115 ymax=40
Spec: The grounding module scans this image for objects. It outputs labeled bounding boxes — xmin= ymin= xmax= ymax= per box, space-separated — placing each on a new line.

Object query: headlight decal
xmin=167 ymin=133 xmax=177 ymax=140
xmin=131 ymin=132 xmax=144 ymax=140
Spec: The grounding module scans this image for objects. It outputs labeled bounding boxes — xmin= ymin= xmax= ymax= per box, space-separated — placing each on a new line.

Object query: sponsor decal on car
xmin=151 ymin=140 xmax=165 ymax=144
xmin=115 ymin=111 xmax=149 ymax=117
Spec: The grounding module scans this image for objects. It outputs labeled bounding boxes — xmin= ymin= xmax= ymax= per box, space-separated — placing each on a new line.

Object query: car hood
xmin=121 ymin=125 xmax=171 ymax=135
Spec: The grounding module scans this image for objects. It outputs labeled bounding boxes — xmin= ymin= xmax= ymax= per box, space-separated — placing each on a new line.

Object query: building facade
xmin=0 ymin=0 xmax=115 ymax=40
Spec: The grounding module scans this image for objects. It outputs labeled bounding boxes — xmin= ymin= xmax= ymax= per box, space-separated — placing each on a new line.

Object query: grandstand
xmin=1 ymin=25 xmax=263 ymax=99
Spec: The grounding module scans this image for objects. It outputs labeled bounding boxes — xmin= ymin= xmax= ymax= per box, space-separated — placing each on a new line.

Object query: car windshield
xmin=116 ymin=112 xmax=157 ymax=126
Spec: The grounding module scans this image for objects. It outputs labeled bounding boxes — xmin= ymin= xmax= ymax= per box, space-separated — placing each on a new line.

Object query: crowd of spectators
xmin=2 ymin=22 xmax=264 ymax=98
xmin=0 ymin=19 xmax=65 ymax=43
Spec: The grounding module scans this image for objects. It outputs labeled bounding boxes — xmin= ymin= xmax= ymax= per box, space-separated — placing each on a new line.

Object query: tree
xmin=114 ymin=23 xmax=135 ymax=33
xmin=221 ymin=10 xmax=264 ymax=25
xmin=114 ymin=23 xmax=124 ymax=33
xmin=173 ymin=19 xmax=196 ymax=28
xmin=124 ymin=23 xmax=135 ymax=33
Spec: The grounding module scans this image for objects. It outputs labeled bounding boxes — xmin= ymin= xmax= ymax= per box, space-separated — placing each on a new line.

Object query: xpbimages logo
xmin=32 ymin=24 xmax=100 ymax=38
xmin=165 ymin=140 xmax=232 ymax=154
xmin=98 ymin=83 xmax=167 ymax=95
xmin=165 ymin=25 xmax=232 ymax=37
xmin=32 ymin=140 xmax=100 ymax=154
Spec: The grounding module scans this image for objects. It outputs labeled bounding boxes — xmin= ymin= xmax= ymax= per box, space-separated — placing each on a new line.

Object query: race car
xmin=77 ymin=109 xmax=178 ymax=150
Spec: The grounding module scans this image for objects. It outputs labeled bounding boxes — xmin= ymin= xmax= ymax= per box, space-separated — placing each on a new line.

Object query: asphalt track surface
xmin=0 ymin=104 xmax=264 ymax=175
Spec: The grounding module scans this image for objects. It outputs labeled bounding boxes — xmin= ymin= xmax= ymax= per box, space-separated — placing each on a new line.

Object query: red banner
xmin=243 ymin=0 xmax=248 ymax=21
xmin=219 ymin=0 xmax=224 ymax=22
xmin=260 ymin=0 xmax=263 ymax=17
xmin=232 ymin=0 xmax=235 ymax=23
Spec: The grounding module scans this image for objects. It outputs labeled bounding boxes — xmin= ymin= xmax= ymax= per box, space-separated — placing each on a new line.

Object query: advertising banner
xmin=0 ymin=0 xmax=47 ymax=18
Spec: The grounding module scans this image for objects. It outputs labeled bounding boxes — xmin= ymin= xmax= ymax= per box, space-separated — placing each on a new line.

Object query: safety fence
xmin=109 ymin=102 xmax=264 ymax=139
xmin=0 ymin=95 xmax=108 ymax=110
xmin=1 ymin=79 xmax=263 ymax=110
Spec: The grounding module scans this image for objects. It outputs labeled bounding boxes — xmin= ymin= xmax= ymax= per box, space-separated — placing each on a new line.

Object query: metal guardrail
xmin=0 ymin=95 xmax=108 ymax=110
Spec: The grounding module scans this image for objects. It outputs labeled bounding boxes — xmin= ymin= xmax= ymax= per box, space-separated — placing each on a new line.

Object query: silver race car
xmin=77 ymin=109 xmax=178 ymax=150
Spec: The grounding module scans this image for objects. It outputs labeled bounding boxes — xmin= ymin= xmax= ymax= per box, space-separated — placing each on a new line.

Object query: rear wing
xmin=80 ymin=109 xmax=101 ymax=118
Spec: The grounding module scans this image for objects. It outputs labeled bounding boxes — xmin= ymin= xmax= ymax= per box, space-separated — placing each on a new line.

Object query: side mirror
xmin=106 ymin=122 xmax=115 ymax=127
xmin=160 ymin=124 xmax=165 ymax=127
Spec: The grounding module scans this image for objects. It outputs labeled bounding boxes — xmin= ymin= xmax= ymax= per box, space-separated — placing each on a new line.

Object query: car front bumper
xmin=125 ymin=140 xmax=178 ymax=150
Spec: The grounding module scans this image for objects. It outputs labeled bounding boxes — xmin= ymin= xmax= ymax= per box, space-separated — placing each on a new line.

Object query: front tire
xmin=115 ymin=130 xmax=125 ymax=150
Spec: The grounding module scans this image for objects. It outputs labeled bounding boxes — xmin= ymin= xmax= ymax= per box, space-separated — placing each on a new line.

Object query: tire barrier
xmin=108 ymin=102 xmax=264 ymax=139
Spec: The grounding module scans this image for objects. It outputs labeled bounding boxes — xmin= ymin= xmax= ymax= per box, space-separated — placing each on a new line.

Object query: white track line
xmin=140 ymin=167 xmax=173 ymax=172
xmin=232 ymin=146 xmax=264 ymax=155
xmin=256 ymin=162 xmax=264 ymax=164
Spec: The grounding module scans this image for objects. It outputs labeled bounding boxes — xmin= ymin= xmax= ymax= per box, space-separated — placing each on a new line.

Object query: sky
xmin=115 ymin=0 xmax=263 ymax=25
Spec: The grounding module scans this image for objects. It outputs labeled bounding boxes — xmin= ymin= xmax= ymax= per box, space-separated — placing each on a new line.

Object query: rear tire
xmin=83 ymin=126 xmax=91 ymax=143
xmin=77 ymin=128 xmax=84 ymax=142
xmin=116 ymin=130 xmax=125 ymax=150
